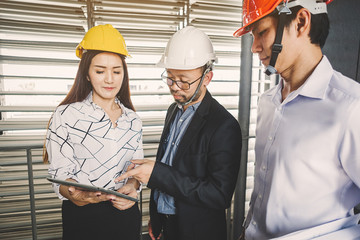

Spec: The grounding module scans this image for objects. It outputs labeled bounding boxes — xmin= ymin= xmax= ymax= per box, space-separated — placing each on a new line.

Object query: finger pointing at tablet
xmin=116 ymin=159 xmax=155 ymax=184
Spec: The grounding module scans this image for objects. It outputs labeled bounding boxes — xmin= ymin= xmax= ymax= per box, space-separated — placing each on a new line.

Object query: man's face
xmin=250 ymin=16 xmax=278 ymax=67
xmin=165 ymin=67 xmax=206 ymax=105
xmin=250 ymin=15 xmax=298 ymax=75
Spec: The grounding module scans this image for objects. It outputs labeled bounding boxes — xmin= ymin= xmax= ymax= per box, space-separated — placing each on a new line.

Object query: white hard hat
xmin=157 ymin=26 xmax=218 ymax=70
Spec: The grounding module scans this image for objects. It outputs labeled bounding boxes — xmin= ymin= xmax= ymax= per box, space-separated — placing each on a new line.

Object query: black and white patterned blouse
xmin=46 ymin=92 xmax=143 ymax=200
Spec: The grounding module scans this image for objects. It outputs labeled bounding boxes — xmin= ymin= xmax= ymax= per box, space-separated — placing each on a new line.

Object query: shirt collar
xmin=270 ymin=55 xmax=333 ymax=104
xmin=298 ymin=55 xmax=333 ymax=99
xmin=85 ymin=92 xmax=95 ymax=107
xmin=84 ymin=91 xmax=124 ymax=117
xmin=177 ymin=101 xmax=202 ymax=112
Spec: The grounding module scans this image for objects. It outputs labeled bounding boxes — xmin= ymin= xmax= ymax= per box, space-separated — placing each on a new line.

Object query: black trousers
xmin=160 ymin=214 xmax=179 ymax=240
xmin=62 ymin=200 xmax=140 ymax=240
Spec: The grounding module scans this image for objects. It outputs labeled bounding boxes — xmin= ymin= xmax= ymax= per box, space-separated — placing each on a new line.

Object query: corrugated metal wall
xmin=323 ymin=0 xmax=360 ymax=82
xmin=0 ymin=0 xmax=273 ymax=239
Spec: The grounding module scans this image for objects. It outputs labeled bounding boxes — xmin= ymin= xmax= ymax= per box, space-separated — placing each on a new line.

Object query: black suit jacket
xmin=148 ymin=91 xmax=242 ymax=240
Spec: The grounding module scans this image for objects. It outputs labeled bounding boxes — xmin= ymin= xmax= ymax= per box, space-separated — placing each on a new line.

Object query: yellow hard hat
xmin=76 ymin=24 xmax=130 ymax=58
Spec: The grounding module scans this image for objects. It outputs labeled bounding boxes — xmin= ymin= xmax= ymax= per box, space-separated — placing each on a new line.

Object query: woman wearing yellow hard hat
xmin=44 ymin=24 xmax=143 ymax=239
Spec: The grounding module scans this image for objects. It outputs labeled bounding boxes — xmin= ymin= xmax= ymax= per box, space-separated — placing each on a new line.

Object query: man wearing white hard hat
xmin=116 ymin=26 xmax=242 ymax=240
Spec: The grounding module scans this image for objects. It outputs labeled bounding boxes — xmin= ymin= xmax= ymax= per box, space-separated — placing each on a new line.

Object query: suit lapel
xmin=163 ymin=103 xmax=178 ymax=137
xmin=156 ymin=103 xmax=179 ymax=161
xmin=173 ymin=91 xmax=212 ymax=164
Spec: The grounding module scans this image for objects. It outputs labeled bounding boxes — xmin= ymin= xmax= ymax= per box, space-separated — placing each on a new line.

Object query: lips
xmin=104 ymin=87 xmax=114 ymax=91
xmin=170 ymin=90 xmax=183 ymax=99
xmin=259 ymin=56 xmax=270 ymax=65
xmin=173 ymin=95 xmax=183 ymax=100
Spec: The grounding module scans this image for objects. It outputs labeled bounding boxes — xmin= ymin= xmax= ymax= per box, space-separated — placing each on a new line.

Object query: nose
xmin=104 ymin=71 xmax=113 ymax=83
xmin=251 ymin=35 xmax=262 ymax=54
xmin=169 ymin=80 xmax=181 ymax=91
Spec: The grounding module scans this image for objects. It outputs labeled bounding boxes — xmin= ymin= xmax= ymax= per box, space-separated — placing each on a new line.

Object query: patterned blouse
xmin=46 ymin=92 xmax=143 ymax=200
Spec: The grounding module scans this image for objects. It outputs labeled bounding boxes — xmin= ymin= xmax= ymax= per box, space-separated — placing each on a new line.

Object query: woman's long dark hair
xmin=43 ymin=50 xmax=135 ymax=163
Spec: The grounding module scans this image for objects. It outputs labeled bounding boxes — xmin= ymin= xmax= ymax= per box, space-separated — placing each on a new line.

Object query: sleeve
xmin=340 ymin=100 xmax=360 ymax=188
xmin=148 ymin=114 xmax=242 ymax=210
xmin=131 ymin=128 xmax=144 ymax=160
xmin=46 ymin=108 xmax=77 ymax=200
xmin=129 ymin=115 xmax=144 ymax=192
xmin=126 ymin=110 xmax=144 ymax=160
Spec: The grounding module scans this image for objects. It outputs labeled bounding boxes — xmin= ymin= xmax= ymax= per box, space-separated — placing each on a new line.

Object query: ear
xmin=203 ymin=71 xmax=213 ymax=86
xmin=295 ymin=8 xmax=311 ymax=38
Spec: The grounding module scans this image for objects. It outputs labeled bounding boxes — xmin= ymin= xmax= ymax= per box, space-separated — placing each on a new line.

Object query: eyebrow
xmin=249 ymin=21 xmax=260 ymax=34
xmin=166 ymin=70 xmax=193 ymax=79
xmin=94 ymin=65 xmax=122 ymax=68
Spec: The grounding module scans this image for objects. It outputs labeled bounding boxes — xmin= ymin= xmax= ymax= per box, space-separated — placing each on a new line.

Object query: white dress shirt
xmin=245 ymin=56 xmax=360 ymax=239
xmin=46 ymin=93 xmax=143 ymax=200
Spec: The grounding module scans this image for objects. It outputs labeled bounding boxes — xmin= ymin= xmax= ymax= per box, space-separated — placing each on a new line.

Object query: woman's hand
xmin=111 ymin=178 xmax=139 ymax=210
xmin=59 ymin=178 xmax=113 ymax=206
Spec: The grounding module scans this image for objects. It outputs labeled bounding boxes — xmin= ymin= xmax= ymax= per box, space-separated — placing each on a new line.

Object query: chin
xmin=175 ymin=99 xmax=186 ymax=105
xmin=261 ymin=62 xmax=269 ymax=67
xmin=99 ymin=93 xmax=117 ymax=100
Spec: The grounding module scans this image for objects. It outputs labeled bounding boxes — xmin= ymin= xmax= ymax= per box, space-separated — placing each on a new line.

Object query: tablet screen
xmin=46 ymin=177 xmax=138 ymax=202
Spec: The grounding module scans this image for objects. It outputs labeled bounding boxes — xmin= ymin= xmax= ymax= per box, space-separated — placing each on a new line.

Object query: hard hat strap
xmin=265 ymin=2 xmax=292 ymax=76
xmin=181 ymin=67 xmax=211 ymax=106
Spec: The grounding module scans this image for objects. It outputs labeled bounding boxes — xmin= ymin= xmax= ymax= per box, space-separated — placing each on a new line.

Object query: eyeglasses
xmin=161 ymin=71 xmax=202 ymax=90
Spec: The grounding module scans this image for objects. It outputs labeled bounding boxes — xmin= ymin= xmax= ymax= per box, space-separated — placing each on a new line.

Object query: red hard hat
xmin=233 ymin=0 xmax=334 ymax=37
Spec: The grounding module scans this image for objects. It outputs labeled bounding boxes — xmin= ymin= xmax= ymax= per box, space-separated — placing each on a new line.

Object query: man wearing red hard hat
xmin=234 ymin=0 xmax=360 ymax=239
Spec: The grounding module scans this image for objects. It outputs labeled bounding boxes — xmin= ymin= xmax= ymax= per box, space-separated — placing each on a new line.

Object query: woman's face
xmin=88 ymin=52 xmax=124 ymax=103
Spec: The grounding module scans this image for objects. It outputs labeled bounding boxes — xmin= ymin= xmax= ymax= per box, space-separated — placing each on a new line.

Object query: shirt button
xmin=262 ymin=165 xmax=266 ymax=171
xmin=172 ymin=142 xmax=175 ymax=145
xmin=258 ymin=194 xmax=262 ymax=199
xmin=268 ymin=136 xmax=273 ymax=141
xmin=252 ymin=221 xmax=257 ymax=226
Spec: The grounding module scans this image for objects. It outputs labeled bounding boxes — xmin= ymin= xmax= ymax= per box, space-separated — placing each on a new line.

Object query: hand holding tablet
xmin=46 ymin=177 xmax=138 ymax=202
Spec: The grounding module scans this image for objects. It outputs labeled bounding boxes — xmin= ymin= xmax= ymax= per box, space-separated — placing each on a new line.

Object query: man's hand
xmin=115 ymin=159 xmax=155 ymax=184
xmin=148 ymin=220 xmax=162 ymax=240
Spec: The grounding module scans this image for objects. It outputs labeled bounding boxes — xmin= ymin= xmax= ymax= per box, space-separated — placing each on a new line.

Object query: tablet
xmin=46 ymin=177 xmax=138 ymax=202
